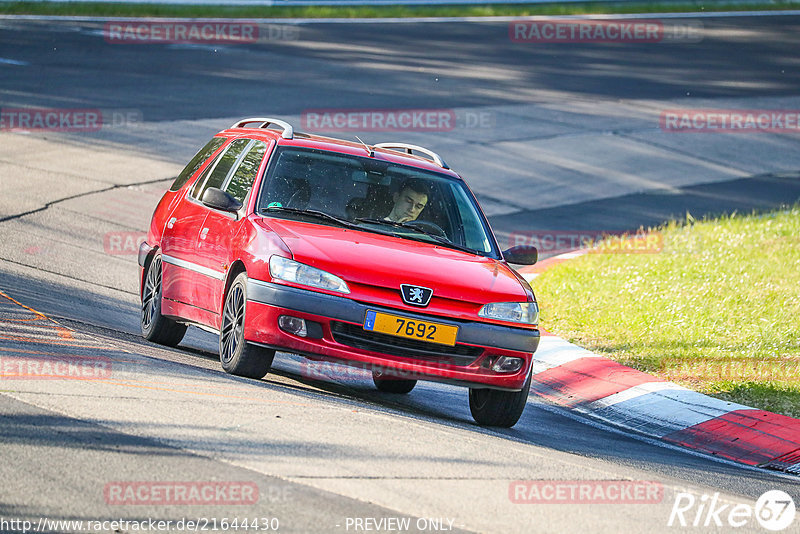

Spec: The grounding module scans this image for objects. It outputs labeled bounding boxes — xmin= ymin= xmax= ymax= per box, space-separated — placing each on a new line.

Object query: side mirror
xmin=202 ymin=187 xmax=242 ymax=214
xmin=503 ymin=245 xmax=538 ymax=265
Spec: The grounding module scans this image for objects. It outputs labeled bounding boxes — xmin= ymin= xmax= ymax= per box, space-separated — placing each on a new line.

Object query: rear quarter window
xmin=191 ymin=138 xmax=251 ymax=200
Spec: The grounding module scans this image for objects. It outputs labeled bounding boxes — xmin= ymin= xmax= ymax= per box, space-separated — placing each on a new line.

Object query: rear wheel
xmin=468 ymin=371 xmax=531 ymax=428
xmin=141 ymin=254 xmax=187 ymax=347
xmin=372 ymin=368 xmax=417 ymax=394
xmin=219 ymin=272 xmax=275 ymax=379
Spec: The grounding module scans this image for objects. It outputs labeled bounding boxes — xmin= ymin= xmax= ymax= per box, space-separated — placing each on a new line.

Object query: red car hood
xmin=257 ymin=218 xmax=529 ymax=305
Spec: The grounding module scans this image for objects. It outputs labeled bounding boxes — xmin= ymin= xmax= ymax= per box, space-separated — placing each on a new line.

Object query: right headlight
xmin=269 ymin=256 xmax=350 ymax=294
xmin=478 ymin=302 xmax=539 ymax=325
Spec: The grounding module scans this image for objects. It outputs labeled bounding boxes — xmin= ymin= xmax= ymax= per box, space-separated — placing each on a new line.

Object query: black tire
xmin=468 ymin=371 xmax=531 ymax=428
xmin=372 ymin=368 xmax=417 ymax=394
xmin=141 ymin=253 xmax=187 ymax=347
xmin=219 ymin=272 xmax=275 ymax=379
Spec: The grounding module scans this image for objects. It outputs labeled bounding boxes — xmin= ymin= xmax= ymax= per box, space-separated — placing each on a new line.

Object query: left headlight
xmin=478 ymin=302 xmax=539 ymax=325
xmin=269 ymin=256 xmax=350 ymax=294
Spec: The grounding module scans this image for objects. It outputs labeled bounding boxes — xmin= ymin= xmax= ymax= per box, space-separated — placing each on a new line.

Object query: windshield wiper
xmin=262 ymin=206 xmax=396 ymax=237
xmin=262 ymin=206 xmax=360 ymax=229
xmin=355 ymin=218 xmax=480 ymax=255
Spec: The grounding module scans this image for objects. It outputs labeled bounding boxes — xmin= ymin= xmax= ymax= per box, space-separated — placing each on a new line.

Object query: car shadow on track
xmin=1 ymin=266 xmax=796 ymax=500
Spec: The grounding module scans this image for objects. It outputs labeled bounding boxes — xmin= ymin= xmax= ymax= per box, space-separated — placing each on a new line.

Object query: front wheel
xmin=372 ymin=368 xmax=417 ymax=394
xmin=141 ymin=253 xmax=187 ymax=347
xmin=219 ymin=272 xmax=275 ymax=379
xmin=468 ymin=371 xmax=531 ymax=428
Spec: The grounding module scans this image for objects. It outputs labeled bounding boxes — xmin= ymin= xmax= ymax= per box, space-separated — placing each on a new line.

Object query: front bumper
xmin=245 ymin=279 xmax=540 ymax=390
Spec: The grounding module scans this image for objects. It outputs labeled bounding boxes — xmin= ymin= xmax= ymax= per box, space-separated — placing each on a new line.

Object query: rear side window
xmin=192 ymin=138 xmax=251 ymax=200
xmin=169 ymin=137 xmax=226 ymax=192
xmin=225 ymin=141 xmax=267 ymax=203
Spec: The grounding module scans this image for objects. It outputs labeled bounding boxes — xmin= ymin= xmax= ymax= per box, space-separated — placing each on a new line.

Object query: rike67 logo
xmin=669 ymin=490 xmax=796 ymax=531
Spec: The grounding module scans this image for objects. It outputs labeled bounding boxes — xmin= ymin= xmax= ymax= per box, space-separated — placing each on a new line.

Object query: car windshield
xmin=256 ymin=147 xmax=499 ymax=257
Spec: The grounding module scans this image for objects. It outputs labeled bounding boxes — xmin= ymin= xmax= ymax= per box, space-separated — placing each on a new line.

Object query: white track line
xmin=0 ymin=57 xmax=29 ymax=66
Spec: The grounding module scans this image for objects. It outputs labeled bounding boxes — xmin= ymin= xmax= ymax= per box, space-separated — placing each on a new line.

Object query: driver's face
xmin=392 ymin=189 xmax=428 ymax=223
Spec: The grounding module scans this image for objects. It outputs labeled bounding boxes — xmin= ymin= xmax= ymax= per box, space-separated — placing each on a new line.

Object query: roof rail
xmin=373 ymin=143 xmax=449 ymax=170
xmin=230 ymin=117 xmax=294 ymax=139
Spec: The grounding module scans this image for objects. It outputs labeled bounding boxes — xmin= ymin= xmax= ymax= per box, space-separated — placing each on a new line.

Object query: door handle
xmin=200 ymin=227 xmax=209 ymax=240
xmin=167 ymin=217 xmax=177 ymax=229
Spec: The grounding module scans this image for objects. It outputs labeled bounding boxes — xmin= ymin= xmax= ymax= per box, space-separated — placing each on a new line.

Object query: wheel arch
xmin=221 ymin=260 xmax=248 ymax=311
xmin=139 ymin=245 xmax=160 ymax=300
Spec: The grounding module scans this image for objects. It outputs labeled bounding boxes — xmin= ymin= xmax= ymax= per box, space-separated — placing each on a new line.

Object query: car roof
xmin=220 ymin=118 xmax=463 ymax=179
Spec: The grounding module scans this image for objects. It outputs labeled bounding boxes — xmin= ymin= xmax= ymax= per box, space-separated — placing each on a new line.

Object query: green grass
xmin=533 ymin=206 xmax=800 ymax=418
xmin=1 ymin=1 xmax=799 ymax=18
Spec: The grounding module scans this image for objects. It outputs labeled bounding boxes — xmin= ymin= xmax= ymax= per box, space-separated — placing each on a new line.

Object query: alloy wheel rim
xmin=221 ymin=284 xmax=245 ymax=364
xmin=141 ymin=256 xmax=161 ymax=331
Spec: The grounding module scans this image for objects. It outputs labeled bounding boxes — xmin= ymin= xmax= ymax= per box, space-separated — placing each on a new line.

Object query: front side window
xmin=169 ymin=137 xmax=226 ymax=192
xmin=255 ymin=147 xmax=499 ymax=258
xmin=225 ymin=141 xmax=267 ymax=203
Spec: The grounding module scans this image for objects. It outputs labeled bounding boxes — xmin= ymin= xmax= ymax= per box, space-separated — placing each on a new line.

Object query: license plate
xmin=363 ymin=310 xmax=458 ymax=346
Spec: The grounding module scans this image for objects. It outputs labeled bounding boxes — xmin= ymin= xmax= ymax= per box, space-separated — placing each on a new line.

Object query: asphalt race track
xmin=1 ymin=13 xmax=799 ymax=534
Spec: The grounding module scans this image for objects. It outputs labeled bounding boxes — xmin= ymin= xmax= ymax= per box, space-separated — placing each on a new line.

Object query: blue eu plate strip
xmin=364 ymin=310 xmax=376 ymax=331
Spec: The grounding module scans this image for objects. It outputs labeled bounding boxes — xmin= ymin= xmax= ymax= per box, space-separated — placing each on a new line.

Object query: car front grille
xmin=329 ymin=321 xmax=483 ymax=366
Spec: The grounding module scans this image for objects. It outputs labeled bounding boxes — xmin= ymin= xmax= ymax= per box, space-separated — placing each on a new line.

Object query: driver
xmin=385 ymin=178 xmax=428 ymax=223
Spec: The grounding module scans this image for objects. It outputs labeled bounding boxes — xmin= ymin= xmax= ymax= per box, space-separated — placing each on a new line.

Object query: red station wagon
xmin=139 ymin=118 xmax=540 ymax=427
